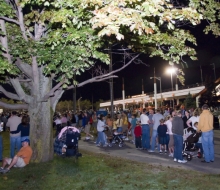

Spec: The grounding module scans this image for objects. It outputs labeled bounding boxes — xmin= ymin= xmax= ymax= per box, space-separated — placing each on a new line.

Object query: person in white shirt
xmin=140 ymin=108 xmax=150 ymax=150
xmin=186 ymin=110 xmax=200 ymax=129
xmin=165 ymin=116 xmax=174 ymax=157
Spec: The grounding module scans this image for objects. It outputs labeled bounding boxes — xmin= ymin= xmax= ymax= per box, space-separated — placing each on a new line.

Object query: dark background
xmin=62 ymin=24 xmax=220 ymax=103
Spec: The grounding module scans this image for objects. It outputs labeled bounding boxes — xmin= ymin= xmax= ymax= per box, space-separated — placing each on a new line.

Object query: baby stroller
xmin=54 ymin=126 xmax=82 ymax=158
xmin=182 ymin=128 xmax=201 ymax=161
xmin=65 ymin=128 xmax=81 ymax=158
xmin=109 ymin=131 xmax=124 ymax=148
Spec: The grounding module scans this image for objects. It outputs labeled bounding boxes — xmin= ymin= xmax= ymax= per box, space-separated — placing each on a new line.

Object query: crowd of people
xmin=0 ymin=103 xmax=215 ymax=174
xmin=53 ymin=105 xmax=215 ymax=164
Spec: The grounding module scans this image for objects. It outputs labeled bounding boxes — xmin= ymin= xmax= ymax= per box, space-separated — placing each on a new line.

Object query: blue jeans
xmin=173 ymin=134 xmax=183 ymax=160
xmin=195 ymin=143 xmax=203 ymax=154
xmin=21 ymin=136 xmax=29 ymax=141
xmin=117 ymin=127 xmax=123 ymax=133
xmin=141 ymin=124 xmax=150 ymax=149
xmin=0 ymin=135 xmax=3 ymax=160
xmin=10 ymin=136 xmax=21 ymax=158
xmin=202 ymin=130 xmax=214 ymax=162
xmin=96 ymin=132 xmax=106 ymax=145
xmin=151 ymin=130 xmax=160 ymax=151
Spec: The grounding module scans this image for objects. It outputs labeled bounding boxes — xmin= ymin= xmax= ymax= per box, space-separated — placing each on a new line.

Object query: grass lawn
xmin=0 ymin=132 xmax=219 ymax=190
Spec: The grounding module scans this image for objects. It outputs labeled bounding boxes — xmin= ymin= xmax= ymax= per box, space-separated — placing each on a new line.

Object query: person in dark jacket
xmin=10 ymin=115 xmax=30 ymax=143
xmin=172 ymin=110 xmax=187 ymax=163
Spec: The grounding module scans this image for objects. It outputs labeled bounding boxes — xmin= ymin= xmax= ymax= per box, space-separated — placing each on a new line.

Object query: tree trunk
xmin=29 ymin=101 xmax=54 ymax=162
xmin=29 ymin=76 xmax=54 ymax=162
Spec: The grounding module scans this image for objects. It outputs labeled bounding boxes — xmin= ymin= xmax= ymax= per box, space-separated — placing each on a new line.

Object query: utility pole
xmin=109 ymin=49 xmax=114 ymax=118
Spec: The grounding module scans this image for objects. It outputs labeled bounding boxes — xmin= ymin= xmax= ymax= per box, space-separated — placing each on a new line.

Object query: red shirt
xmin=134 ymin=125 xmax=142 ymax=137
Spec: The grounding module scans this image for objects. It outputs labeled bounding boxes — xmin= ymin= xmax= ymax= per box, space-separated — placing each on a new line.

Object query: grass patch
xmin=0 ymin=132 xmax=219 ymax=190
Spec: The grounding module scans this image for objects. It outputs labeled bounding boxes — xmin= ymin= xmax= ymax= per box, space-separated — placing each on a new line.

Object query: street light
xmin=166 ymin=67 xmax=177 ymax=109
xmin=78 ymin=97 xmax=82 ymax=110
xmin=150 ymin=77 xmax=162 ymax=108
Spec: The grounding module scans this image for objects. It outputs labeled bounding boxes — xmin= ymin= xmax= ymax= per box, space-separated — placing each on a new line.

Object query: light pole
xmin=150 ymin=77 xmax=162 ymax=108
xmin=166 ymin=67 xmax=177 ymax=109
xmin=77 ymin=97 xmax=82 ymax=111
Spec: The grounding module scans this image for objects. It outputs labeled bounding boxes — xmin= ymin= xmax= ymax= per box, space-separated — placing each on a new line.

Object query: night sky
xmin=62 ymin=22 xmax=220 ymax=103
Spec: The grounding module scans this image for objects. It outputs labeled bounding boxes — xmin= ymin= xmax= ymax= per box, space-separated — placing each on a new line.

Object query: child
xmin=131 ymin=114 xmax=137 ymax=144
xmin=134 ymin=120 xmax=142 ymax=149
xmin=157 ymin=119 xmax=168 ymax=154
xmin=193 ymin=122 xmax=203 ymax=157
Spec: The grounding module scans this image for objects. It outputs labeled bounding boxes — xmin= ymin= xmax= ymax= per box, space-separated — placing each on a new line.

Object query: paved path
xmin=79 ymin=129 xmax=220 ymax=174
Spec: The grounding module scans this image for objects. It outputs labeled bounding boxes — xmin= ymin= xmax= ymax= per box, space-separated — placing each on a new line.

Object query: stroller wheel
xmin=108 ymin=143 xmax=113 ymax=147
xmin=187 ymin=154 xmax=192 ymax=161
xmin=119 ymin=143 xmax=123 ymax=148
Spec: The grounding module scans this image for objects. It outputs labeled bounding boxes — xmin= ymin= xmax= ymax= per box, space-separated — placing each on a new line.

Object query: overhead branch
xmin=10 ymin=78 xmax=32 ymax=103
xmin=40 ymin=81 xmax=65 ymax=101
xmin=35 ymin=24 xmax=45 ymax=41
xmin=0 ymin=16 xmax=20 ymax=25
xmin=0 ymin=85 xmax=20 ymax=100
xmin=0 ymin=101 xmax=28 ymax=110
xmin=15 ymin=0 xmax=28 ymax=41
xmin=15 ymin=58 xmax=33 ymax=79
xmin=51 ymin=89 xmax=64 ymax=111
xmin=0 ymin=19 xmax=12 ymax=63
xmin=32 ymin=56 xmax=39 ymax=94
xmin=67 ymin=53 xmax=141 ymax=90
xmin=77 ymin=75 xmax=118 ymax=88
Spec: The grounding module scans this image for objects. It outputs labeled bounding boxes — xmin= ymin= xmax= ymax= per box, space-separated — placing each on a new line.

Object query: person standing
xmin=197 ymin=104 xmax=214 ymax=163
xmin=6 ymin=111 xmax=22 ymax=158
xmin=10 ymin=115 xmax=30 ymax=142
xmin=148 ymin=109 xmax=154 ymax=139
xmin=186 ymin=109 xmax=200 ymax=129
xmin=131 ymin=114 xmax=137 ymax=144
xmin=134 ymin=121 xmax=142 ymax=149
xmin=140 ymin=108 xmax=150 ymax=150
xmin=149 ymin=109 xmax=164 ymax=152
xmin=182 ymin=110 xmax=191 ymax=129
xmin=172 ymin=110 xmax=187 ymax=163
xmin=157 ymin=119 xmax=168 ymax=154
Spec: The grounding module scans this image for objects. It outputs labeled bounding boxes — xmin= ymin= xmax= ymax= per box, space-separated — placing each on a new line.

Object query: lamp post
xmin=166 ymin=67 xmax=177 ymax=109
xmin=77 ymin=97 xmax=82 ymax=111
xmin=150 ymin=76 xmax=162 ymax=108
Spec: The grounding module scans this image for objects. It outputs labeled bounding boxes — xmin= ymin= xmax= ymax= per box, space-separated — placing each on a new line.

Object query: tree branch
xmin=15 ymin=58 xmax=33 ymax=79
xmin=51 ymin=89 xmax=64 ymax=111
xmin=0 ymin=19 xmax=12 ymax=63
xmin=0 ymin=85 xmax=20 ymax=100
xmin=10 ymin=78 xmax=32 ymax=103
xmin=32 ymin=56 xmax=39 ymax=94
xmin=0 ymin=101 xmax=28 ymax=110
xmin=40 ymin=81 xmax=65 ymax=101
xmin=15 ymin=0 xmax=28 ymax=41
xmin=67 ymin=53 xmax=141 ymax=90
xmin=0 ymin=16 xmax=20 ymax=25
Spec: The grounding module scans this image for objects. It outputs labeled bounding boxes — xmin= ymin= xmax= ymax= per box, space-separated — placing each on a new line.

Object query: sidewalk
xmin=79 ymin=129 xmax=220 ymax=174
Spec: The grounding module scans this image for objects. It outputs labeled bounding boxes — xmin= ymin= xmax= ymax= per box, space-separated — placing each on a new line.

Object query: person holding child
xmin=157 ymin=119 xmax=168 ymax=154
xmin=134 ymin=121 xmax=142 ymax=149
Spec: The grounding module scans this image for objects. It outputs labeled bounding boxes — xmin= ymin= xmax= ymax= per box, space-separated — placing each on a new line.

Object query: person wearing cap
xmin=197 ymin=104 xmax=214 ymax=163
xmin=0 ymin=138 xmax=33 ymax=174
